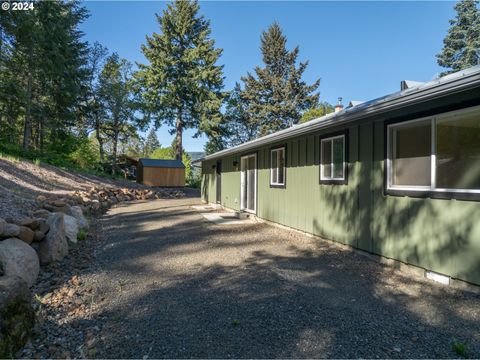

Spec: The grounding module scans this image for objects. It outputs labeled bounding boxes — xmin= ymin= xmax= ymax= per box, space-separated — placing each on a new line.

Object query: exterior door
xmin=240 ymin=154 xmax=257 ymax=213
xmin=216 ymin=160 xmax=222 ymax=204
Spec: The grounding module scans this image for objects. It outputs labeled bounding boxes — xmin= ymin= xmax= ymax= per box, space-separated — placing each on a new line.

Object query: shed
xmin=137 ymin=158 xmax=185 ymax=187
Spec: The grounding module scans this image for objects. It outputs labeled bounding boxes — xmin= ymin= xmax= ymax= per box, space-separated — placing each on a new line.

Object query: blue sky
xmin=80 ymin=1 xmax=455 ymax=152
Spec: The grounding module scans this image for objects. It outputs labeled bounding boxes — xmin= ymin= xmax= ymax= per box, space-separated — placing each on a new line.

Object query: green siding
xmin=201 ymin=99 xmax=480 ymax=285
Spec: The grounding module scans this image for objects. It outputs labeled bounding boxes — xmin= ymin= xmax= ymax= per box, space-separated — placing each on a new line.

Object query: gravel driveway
xmin=85 ymin=198 xmax=479 ymax=359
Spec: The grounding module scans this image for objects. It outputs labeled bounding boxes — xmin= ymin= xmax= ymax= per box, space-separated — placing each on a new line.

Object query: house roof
xmin=139 ymin=158 xmax=185 ymax=168
xmin=193 ymin=65 xmax=480 ymax=164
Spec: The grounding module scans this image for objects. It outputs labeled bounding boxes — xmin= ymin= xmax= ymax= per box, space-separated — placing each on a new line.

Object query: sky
xmin=80 ymin=1 xmax=456 ymax=152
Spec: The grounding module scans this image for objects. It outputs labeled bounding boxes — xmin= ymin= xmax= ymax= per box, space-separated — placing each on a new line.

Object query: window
xmin=270 ymin=147 xmax=286 ymax=187
xmin=387 ymin=106 xmax=480 ymax=196
xmin=320 ymin=134 xmax=346 ymax=183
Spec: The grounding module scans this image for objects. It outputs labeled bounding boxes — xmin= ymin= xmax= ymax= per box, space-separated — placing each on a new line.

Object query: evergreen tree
xmin=205 ymin=82 xmax=258 ymax=154
xmin=241 ymin=22 xmax=320 ymax=136
xmin=98 ymin=53 xmax=138 ymax=175
xmin=437 ymin=0 xmax=480 ymax=75
xmin=136 ymin=0 xmax=225 ymax=161
xmin=300 ymin=102 xmax=334 ymax=123
xmin=143 ymin=127 xmax=161 ymax=156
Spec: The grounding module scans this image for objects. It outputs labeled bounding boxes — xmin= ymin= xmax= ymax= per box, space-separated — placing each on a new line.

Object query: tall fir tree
xmin=205 ymin=82 xmax=258 ymax=154
xmin=241 ymin=22 xmax=320 ymax=136
xmin=136 ymin=0 xmax=225 ymax=160
xmin=437 ymin=0 xmax=480 ymax=75
xmin=143 ymin=127 xmax=161 ymax=156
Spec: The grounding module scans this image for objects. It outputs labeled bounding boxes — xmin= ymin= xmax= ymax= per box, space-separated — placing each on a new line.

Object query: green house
xmin=194 ymin=65 xmax=480 ymax=286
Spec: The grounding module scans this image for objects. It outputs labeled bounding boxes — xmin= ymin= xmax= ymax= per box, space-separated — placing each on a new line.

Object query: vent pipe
xmin=334 ymin=97 xmax=344 ymax=113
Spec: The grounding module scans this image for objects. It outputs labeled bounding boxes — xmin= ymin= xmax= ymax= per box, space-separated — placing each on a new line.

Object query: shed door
xmin=216 ymin=160 xmax=222 ymax=204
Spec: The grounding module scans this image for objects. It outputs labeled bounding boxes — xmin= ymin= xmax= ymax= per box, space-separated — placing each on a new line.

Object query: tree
xmin=143 ymin=127 xmax=160 ymax=156
xmin=300 ymin=102 xmax=334 ymax=123
xmin=151 ymin=145 xmax=193 ymax=184
xmin=83 ymin=41 xmax=108 ymax=161
xmin=98 ymin=53 xmax=137 ymax=175
xmin=205 ymin=82 xmax=258 ymax=154
xmin=437 ymin=0 xmax=480 ymax=75
xmin=136 ymin=0 xmax=225 ymax=161
xmin=241 ymin=22 xmax=320 ymax=136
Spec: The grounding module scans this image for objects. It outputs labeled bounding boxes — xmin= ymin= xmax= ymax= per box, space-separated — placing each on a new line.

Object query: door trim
xmin=240 ymin=153 xmax=257 ymax=214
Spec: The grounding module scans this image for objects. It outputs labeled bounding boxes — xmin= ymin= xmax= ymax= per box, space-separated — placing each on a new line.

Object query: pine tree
xmin=241 ymin=22 xmax=320 ymax=136
xmin=136 ymin=0 xmax=225 ymax=161
xmin=300 ymin=102 xmax=334 ymax=123
xmin=437 ymin=0 xmax=480 ymax=75
xmin=205 ymin=82 xmax=258 ymax=154
xmin=143 ymin=127 xmax=161 ymax=156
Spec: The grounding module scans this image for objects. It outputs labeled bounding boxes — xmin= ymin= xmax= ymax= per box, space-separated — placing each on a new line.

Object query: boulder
xmin=33 ymin=230 xmax=45 ymax=242
xmin=35 ymin=194 xmax=47 ymax=205
xmin=0 ymin=219 xmax=5 ymax=237
xmin=91 ymin=200 xmax=100 ymax=211
xmin=70 ymin=206 xmax=89 ymax=231
xmin=33 ymin=209 xmax=50 ymax=219
xmin=1 ymin=224 xmax=20 ymax=239
xmin=37 ymin=219 xmax=49 ymax=234
xmin=18 ymin=226 xmax=34 ymax=245
xmin=0 ymin=238 xmax=39 ymax=287
xmin=38 ymin=213 xmax=68 ymax=265
xmin=63 ymin=214 xmax=79 ymax=244
xmin=52 ymin=204 xmax=72 ymax=215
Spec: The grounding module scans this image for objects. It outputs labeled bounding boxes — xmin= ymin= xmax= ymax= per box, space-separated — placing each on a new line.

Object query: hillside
xmin=0 ymin=157 xmax=151 ymax=220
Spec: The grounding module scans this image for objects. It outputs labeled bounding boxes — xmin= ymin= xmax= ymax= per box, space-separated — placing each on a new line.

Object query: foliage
xmin=98 ymin=53 xmax=139 ymax=174
xmin=300 ymin=102 xmax=334 ymax=123
xmin=452 ymin=341 xmax=468 ymax=357
xmin=136 ymin=0 xmax=225 ymax=160
xmin=69 ymin=135 xmax=101 ymax=170
xmin=437 ymin=0 xmax=480 ymax=75
xmin=77 ymin=229 xmax=87 ymax=241
xmin=241 ymin=22 xmax=320 ymax=136
xmin=143 ymin=127 xmax=161 ymax=156
xmin=205 ymin=82 xmax=258 ymax=154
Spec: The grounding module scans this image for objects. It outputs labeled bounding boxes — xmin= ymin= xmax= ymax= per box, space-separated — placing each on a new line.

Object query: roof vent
xmin=400 ymin=80 xmax=424 ymax=91
xmin=334 ymin=97 xmax=344 ymax=113
xmin=348 ymin=100 xmax=364 ymax=108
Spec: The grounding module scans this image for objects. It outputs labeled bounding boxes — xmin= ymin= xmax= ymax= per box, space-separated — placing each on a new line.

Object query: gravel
xmin=19 ymin=198 xmax=480 ymax=358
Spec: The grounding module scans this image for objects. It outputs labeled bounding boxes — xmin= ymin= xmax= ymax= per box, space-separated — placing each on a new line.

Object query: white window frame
xmin=386 ymin=105 xmax=480 ymax=194
xmin=320 ymin=134 xmax=346 ymax=181
xmin=270 ymin=147 xmax=286 ymax=186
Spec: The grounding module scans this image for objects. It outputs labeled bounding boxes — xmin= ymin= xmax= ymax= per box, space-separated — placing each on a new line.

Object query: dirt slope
xmin=0 ymin=158 xmax=149 ymax=220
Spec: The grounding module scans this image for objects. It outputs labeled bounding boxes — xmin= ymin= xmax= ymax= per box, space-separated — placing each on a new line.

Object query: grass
xmin=452 ymin=340 xmax=468 ymax=357
xmin=77 ymin=229 xmax=87 ymax=241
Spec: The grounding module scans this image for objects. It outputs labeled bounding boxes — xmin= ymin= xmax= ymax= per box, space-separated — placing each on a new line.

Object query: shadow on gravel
xmin=87 ymin=199 xmax=480 ymax=359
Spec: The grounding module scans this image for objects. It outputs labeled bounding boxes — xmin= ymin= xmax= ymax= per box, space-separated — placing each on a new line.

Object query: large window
xmin=270 ymin=147 xmax=286 ymax=187
xmin=387 ymin=106 xmax=480 ymax=195
xmin=320 ymin=134 xmax=346 ymax=183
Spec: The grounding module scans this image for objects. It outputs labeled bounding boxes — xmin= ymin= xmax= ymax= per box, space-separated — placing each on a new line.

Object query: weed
xmin=452 ymin=340 xmax=468 ymax=357
xmin=33 ymin=158 xmax=41 ymax=167
xmin=77 ymin=229 xmax=87 ymax=241
xmin=231 ymin=319 xmax=240 ymax=327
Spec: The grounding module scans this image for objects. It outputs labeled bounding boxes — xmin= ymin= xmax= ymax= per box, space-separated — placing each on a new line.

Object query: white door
xmin=240 ymin=154 xmax=257 ymax=213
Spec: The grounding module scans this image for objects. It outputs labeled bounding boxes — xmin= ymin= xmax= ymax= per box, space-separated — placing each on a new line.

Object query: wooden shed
xmin=136 ymin=158 xmax=185 ymax=187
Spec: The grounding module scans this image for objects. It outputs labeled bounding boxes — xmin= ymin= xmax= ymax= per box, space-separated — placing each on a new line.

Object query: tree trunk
xmin=175 ymin=111 xmax=183 ymax=161
xmin=95 ymin=118 xmax=105 ymax=161
xmin=23 ymin=73 xmax=33 ymax=150
xmin=111 ymin=130 xmax=118 ymax=176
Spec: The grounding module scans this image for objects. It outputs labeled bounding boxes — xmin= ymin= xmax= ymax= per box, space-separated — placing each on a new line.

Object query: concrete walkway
xmin=88 ymin=198 xmax=479 ymax=358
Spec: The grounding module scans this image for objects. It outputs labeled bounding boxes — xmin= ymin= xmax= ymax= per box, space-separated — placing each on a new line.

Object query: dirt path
xmin=23 ymin=198 xmax=480 ymax=358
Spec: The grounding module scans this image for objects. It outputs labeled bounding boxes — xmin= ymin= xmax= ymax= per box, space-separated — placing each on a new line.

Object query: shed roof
xmin=193 ymin=65 xmax=480 ymax=164
xmin=139 ymin=158 xmax=185 ymax=168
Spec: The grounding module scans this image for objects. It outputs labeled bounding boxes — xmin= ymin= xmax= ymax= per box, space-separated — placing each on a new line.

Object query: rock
xmin=53 ymin=199 xmax=67 ymax=207
xmin=91 ymin=200 xmax=100 ymax=210
xmin=38 ymin=219 xmax=49 ymax=234
xmin=0 ymin=238 xmax=40 ymax=287
xmin=1 ymin=223 xmax=20 ymax=238
xmin=38 ymin=213 xmax=68 ymax=265
xmin=35 ymin=194 xmax=47 ymax=205
xmin=70 ymin=206 xmax=89 ymax=231
xmin=20 ymin=218 xmax=39 ymax=230
xmin=0 ymin=275 xmax=34 ymax=357
xmin=52 ymin=204 xmax=72 ymax=215
xmin=18 ymin=226 xmax=35 ymax=244
xmin=63 ymin=214 xmax=79 ymax=244
xmin=33 ymin=209 xmax=50 ymax=219
xmin=33 ymin=230 xmax=46 ymax=242
xmin=0 ymin=218 xmax=5 ymax=236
